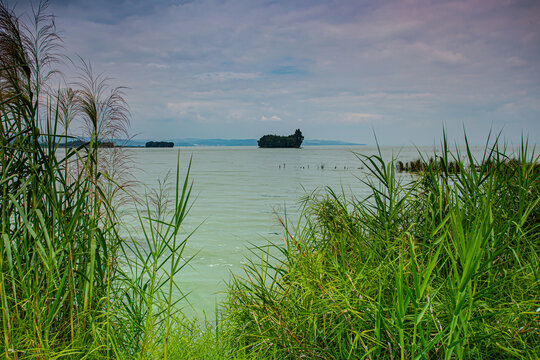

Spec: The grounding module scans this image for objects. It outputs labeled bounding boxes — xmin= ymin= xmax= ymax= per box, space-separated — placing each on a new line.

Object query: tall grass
xmin=224 ymin=136 xmax=539 ymax=359
xmin=2 ymin=2 xmax=538 ymax=359
xmin=0 ymin=1 xmax=199 ymax=358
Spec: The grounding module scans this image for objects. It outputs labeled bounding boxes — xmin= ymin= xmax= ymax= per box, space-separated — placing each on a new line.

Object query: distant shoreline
xmin=117 ymin=144 xmax=367 ymax=148
xmin=53 ymin=138 xmax=365 ymax=148
xmin=119 ymin=139 xmax=365 ymax=147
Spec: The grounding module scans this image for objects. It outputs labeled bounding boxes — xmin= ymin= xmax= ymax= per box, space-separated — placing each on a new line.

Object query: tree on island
xmin=145 ymin=141 xmax=174 ymax=148
xmin=258 ymin=129 xmax=304 ymax=148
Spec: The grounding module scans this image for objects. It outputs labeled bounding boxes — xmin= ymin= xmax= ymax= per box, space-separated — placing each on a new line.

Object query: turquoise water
xmin=125 ymin=145 xmax=485 ymax=317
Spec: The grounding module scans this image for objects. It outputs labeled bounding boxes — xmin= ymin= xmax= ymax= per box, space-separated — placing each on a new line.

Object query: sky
xmin=17 ymin=0 xmax=540 ymax=144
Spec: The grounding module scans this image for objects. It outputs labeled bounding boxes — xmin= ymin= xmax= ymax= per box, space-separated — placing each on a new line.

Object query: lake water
xmin=125 ymin=145 xmax=486 ymax=318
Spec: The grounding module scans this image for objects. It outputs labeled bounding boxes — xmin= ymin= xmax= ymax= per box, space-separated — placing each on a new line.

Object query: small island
xmin=258 ymin=129 xmax=304 ymax=148
xmin=145 ymin=141 xmax=174 ymax=148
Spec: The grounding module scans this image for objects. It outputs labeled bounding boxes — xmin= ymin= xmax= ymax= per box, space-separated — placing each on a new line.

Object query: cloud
xmin=261 ymin=115 xmax=282 ymax=122
xmin=194 ymin=72 xmax=261 ymax=81
xmin=339 ymin=113 xmax=382 ymax=123
xmin=430 ymin=50 xmax=469 ymax=66
xmin=45 ymin=0 xmax=540 ymax=144
xmin=167 ymin=101 xmax=211 ymax=114
xmin=506 ymin=56 xmax=526 ymax=67
xmin=269 ymin=66 xmax=308 ymax=76
xmin=302 ymin=92 xmax=434 ymax=105
xmin=147 ymin=63 xmax=170 ymax=69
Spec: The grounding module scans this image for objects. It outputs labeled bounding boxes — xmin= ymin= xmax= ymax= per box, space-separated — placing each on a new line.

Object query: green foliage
xmin=258 ymin=129 xmax=304 ymax=148
xmin=2 ymin=3 xmax=538 ymax=359
xmin=0 ymin=2 xmax=195 ymax=358
xmin=145 ymin=141 xmax=174 ymax=148
xmin=224 ymin=136 xmax=540 ymax=359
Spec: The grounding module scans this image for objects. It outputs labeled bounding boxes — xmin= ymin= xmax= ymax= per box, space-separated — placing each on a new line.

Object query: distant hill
xmin=177 ymin=138 xmax=257 ymax=146
xmin=119 ymin=138 xmax=363 ymax=147
xmin=303 ymin=139 xmax=363 ymax=146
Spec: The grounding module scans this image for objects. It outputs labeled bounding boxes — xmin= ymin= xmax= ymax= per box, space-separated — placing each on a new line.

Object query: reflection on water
xmin=124 ymin=145 xmax=486 ymax=317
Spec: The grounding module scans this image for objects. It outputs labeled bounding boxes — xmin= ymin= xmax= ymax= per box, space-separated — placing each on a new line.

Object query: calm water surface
xmin=125 ymin=145 xmax=485 ymax=317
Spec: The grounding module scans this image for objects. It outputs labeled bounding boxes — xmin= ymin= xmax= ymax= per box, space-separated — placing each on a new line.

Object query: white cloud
xmin=301 ymin=92 xmax=434 ymax=106
xmin=261 ymin=115 xmax=282 ymax=122
xmin=147 ymin=63 xmax=170 ymax=69
xmin=167 ymin=101 xmax=212 ymax=114
xmin=194 ymin=72 xmax=261 ymax=81
xmin=340 ymin=113 xmax=381 ymax=123
xmin=507 ymin=56 xmax=526 ymax=67
xmin=431 ymin=50 xmax=468 ymax=66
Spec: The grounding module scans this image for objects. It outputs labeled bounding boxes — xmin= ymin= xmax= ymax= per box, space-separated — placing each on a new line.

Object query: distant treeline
xmin=58 ymin=139 xmax=114 ymax=148
xmin=146 ymin=141 xmax=174 ymax=148
xmin=258 ymin=129 xmax=304 ymax=148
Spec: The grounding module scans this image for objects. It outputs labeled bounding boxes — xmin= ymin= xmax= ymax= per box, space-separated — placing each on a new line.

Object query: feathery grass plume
xmin=57 ymin=86 xmax=78 ymax=133
xmin=71 ymin=59 xmax=131 ymax=322
xmin=0 ymin=0 xmax=33 ymax=112
xmin=0 ymin=0 xmax=61 ymax=117
xmin=22 ymin=0 xmax=62 ymax=109
xmin=75 ymin=58 xmax=129 ymax=142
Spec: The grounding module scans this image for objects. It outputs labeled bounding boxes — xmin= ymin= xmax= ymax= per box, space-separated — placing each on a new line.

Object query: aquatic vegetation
xmin=0 ymin=2 xmax=195 ymax=358
xmin=224 ymin=136 xmax=540 ymax=359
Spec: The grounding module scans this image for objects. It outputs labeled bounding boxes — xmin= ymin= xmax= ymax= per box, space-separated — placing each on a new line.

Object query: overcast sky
xmin=18 ymin=0 xmax=540 ymax=144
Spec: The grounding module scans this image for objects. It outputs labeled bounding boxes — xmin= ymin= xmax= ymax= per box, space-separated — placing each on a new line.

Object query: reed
xmin=396 ymin=157 xmax=462 ymax=173
xmin=224 ymin=136 xmax=539 ymax=359
xmin=0 ymin=2 xmax=199 ymax=358
xmin=2 ymin=2 xmax=538 ymax=359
